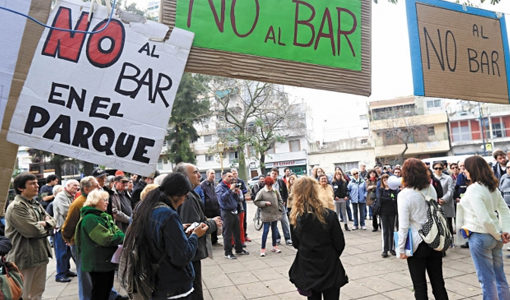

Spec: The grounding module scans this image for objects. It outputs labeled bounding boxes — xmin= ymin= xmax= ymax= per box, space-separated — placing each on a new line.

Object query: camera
xmin=234 ymin=182 xmax=242 ymax=188
xmin=186 ymin=222 xmax=200 ymax=233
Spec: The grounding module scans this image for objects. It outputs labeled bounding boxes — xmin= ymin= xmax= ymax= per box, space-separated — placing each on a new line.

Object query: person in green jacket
xmin=76 ymin=190 xmax=125 ymax=300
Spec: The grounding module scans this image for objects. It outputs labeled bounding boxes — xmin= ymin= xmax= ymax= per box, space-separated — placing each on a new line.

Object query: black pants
xmin=446 ymin=217 xmax=453 ymax=236
xmin=190 ymin=260 xmax=202 ymax=300
xmin=380 ymin=214 xmax=395 ymax=252
xmin=205 ymin=209 xmax=220 ymax=244
xmin=372 ymin=214 xmax=379 ymax=230
xmin=407 ymin=242 xmax=449 ymax=300
xmin=308 ymin=287 xmax=340 ymax=300
xmin=89 ymin=271 xmax=114 ymax=300
xmin=242 ymin=201 xmax=248 ymax=237
xmin=221 ymin=210 xmax=243 ymax=255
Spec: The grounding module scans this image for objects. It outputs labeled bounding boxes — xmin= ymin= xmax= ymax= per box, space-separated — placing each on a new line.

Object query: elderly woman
xmin=457 ymin=156 xmax=510 ymax=300
xmin=348 ymin=168 xmax=367 ymax=230
xmin=289 ymin=177 xmax=348 ymax=300
xmin=317 ymin=174 xmax=335 ymax=210
xmin=76 ymin=190 xmax=125 ymax=300
xmin=120 ymin=173 xmax=208 ymax=299
xmin=398 ymin=158 xmax=449 ymax=300
xmin=433 ymin=161 xmax=455 ymax=237
xmin=254 ymin=177 xmax=284 ymax=257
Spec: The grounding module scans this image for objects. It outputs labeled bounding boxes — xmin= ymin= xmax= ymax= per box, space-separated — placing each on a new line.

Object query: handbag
xmin=0 ymin=257 xmax=23 ymax=300
xmin=372 ymin=199 xmax=382 ymax=216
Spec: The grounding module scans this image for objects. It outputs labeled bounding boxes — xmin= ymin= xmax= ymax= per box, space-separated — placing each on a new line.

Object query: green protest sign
xmin=176 ymin=0 xmax=362 ymax=71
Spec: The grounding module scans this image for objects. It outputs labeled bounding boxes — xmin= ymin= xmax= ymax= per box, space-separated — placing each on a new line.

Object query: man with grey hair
xmin=359 ymin=162 xmax=368 ymax=180
xmin=174 ymin=163 xmax=220 ymax=300
xmin=62 ymin=176 xmax=98 ymax=300
xmin=201 ymin=169 xmax=221 ymax=245
xmin=53 ymin=179 xmax=79 ymax=283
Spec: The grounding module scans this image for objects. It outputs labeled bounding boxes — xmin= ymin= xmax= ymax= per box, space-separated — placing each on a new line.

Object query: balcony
xmin=370 ymin=113 xmax=447 ymax=131
xmin=375 ymin=139 xmax=450 ymax=158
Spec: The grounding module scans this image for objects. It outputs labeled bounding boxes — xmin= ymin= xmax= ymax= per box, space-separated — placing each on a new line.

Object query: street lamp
xmin=217 ymin=141 xmax=224 ymax=173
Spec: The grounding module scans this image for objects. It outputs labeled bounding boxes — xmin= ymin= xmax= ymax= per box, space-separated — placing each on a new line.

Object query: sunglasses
xmin=434 ymin=167 xmax=443 ymax=170
xmin=352 ymin=173 xmax=359 ymax=175
xmin=450 ymin=166 xmax=458 ymax=169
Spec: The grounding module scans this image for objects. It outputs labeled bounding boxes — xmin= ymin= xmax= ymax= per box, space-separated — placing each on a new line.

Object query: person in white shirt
xmin=398 ymin=158 xmax=449 ymax=300
xmin=456 ymin=155 xmax=510 ymax=300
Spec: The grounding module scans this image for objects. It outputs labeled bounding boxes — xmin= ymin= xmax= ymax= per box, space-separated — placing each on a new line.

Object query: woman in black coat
xmin=289 ymin=177 xmax=348 ymax=300
xmin=332 ymin=170 xmax=350 ymax=231
xmin=378 ymin=174 xmax=399 ymax=258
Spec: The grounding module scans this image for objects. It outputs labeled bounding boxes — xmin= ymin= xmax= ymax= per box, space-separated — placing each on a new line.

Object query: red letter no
xmin=86 ymin=19 xmax=125 ymax=68
xmin=41 ymin=7 xmax=90 ymax=62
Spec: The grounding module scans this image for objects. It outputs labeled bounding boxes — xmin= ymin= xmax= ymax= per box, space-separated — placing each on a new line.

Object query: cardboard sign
xmin=0 ymin=0 xmax=32 ymax=130
xmin=7 ymin=0 xmax=194 ymax=176
xmin=407 ymin=0 xmax=510 ymax=104
xmin=161 ymin=0 xmax=372 ymax=96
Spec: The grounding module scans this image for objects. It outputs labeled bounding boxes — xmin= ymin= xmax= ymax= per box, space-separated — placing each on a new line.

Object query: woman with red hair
xmin=254 ymin=177 xmax=284 ymax=257
xmin=398 ymin=158 xmax=449 ymax=300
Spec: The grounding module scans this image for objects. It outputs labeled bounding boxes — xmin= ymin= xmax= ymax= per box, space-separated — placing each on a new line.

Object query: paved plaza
xmin=43 ymin=202 xmax=502 ymax=299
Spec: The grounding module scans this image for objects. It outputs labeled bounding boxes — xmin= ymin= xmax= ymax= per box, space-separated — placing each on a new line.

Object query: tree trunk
xmin=259 ymin=153 xmax=266 ymax=175
xmin=237 ymin=148 xmax=249 ymax=181
xmin=399 ymin=143 xmax=409 ymax=165
xmin=83 ymin=161 xmax=94 ymax=176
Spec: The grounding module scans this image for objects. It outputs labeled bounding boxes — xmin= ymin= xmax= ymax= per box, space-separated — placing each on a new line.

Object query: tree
xmin=371 ymin=108 xmax=432 ymax=165
xmin=165 ymin=73 xmax=211 ymax=164
xmin=248 ymin=99 xmax=308 ymax=175
xmin=211 ymin=78 xmax=307 ymax=180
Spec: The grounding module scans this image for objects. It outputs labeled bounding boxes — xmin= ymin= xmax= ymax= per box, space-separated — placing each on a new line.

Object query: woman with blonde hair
xmin=317 ymin=174 xmax=335 ymax=210
xmin=287 ymin=174 xmax=298 ymax=209
xmin=289 ymin=177 xmax=348 ymax=300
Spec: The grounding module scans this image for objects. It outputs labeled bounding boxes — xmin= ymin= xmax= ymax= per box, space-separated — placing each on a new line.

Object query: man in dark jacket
xmin=493 ymin=149 xmax=508 ymax=182
xmin=174 ymin=163 xmax=220 ymax=300
xmin=216 ymin=171 xmax=250 ymax=259
xmin=130 ymin=171 xmax=159 ymax=208
xmin=270 ymin=168 xmax=292 ymax=245
xmin=200 ymin=169 xmax=221 ymax=245
xmin=231 ymin=168 xmax=251 ymax=242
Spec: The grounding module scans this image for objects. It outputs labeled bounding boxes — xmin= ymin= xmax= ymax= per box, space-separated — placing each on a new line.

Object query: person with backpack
xmin=397 ymin=158 xmax=449 ymax=300
xmin=119 ymin=173 xmax=209 ymax=300
xmin=456 ymin=156 xmax=510 ymax=300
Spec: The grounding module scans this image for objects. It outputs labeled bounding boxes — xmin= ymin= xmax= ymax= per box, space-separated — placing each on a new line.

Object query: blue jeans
xmin=54 ymin=231 xmax=72 ymax=280
xmin=261 ymin=221 xmax=278 ymax=249
xmin=469 ymin=233 xmax=510 ymax=300
xmin=71 ymin=245 xmax=92 ymax=300
xmin=352 ymin=203 xmax=366 ymax=227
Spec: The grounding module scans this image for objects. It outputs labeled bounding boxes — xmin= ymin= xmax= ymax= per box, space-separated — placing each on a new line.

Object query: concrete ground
xmin=43 ymin=202 xmax=502 ymax=299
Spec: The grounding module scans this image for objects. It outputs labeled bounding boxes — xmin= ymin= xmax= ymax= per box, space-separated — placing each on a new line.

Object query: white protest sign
xmin=0 ymin=0 xmax=32 ymax=129
xmin=7 ymin=0 xmax=194 ymax=176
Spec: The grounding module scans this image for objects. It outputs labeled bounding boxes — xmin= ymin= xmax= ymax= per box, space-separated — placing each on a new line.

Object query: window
xmin=427 ymin=127 xmax=435 ymax=136
xmin=359 ymin=114 xmax=367 ymax=120
xmin=335 ymin=162 xmax=358 ymax=174
xmin=157 ymin=159 xmax=164 ymax=169
xmin=289 ymin=140 xmax=300 ymax=152
xmin=228 ymin=151 xmax=238 ymax=161
xmin=205 ymin=155 xmax=214 ymax=162
xmin=452 ymin=126 xmax=471 ymax=142
xmin=360 ymin=139 xmax=368 ymax=145
xmin=493 ymin=123 xmax=506 ymax=138
xmin=426 ymin=99 xmax=441 ymax=109
xmin=203 ymin=135 xmax=212 ymax=142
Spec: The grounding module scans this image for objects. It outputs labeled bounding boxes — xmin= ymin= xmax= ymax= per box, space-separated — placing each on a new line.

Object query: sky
xmin=128 ymin=0 xmax=510 ymax=140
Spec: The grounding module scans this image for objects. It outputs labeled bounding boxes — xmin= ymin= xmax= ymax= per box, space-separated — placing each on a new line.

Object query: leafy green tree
xmin=166 ymin=73 xmax=211 ymax=164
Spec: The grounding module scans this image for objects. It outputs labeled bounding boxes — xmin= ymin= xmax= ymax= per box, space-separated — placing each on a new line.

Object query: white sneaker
xmin=271 ymin=247 xmax=282 ymax=253
xmin=361 ymin=226 xmax=367 ymax=230
xmin=260 ymin=251 xmax=265 ymax=257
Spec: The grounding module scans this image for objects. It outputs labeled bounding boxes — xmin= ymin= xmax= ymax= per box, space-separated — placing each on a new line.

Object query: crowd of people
xmin=4 ymin=149 xmax=510 ymax=300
